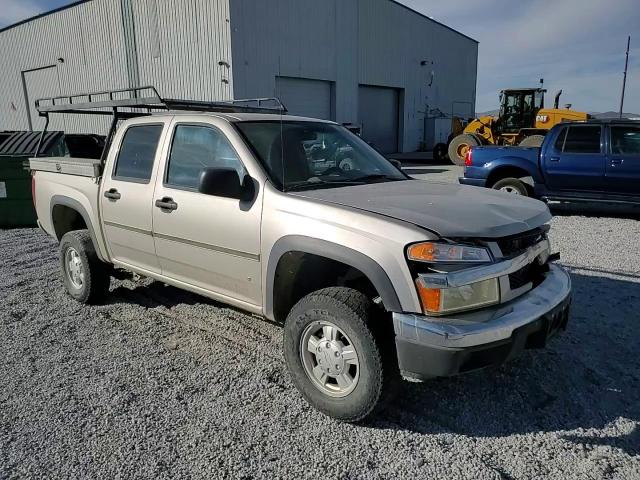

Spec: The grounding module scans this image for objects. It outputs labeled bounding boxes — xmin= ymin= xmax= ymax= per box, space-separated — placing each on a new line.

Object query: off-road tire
xmin=59 ymin=230 xmax=110 ymax=304
xmin=519 ymin=135 xmax=545 ymax=147
xmin=283 ymin=287 xmax=396 ymax=422
xmin=448 ymin=133 xmax=481 ymax=166
xmin=492 ymin=177 xmax=529 ymax=196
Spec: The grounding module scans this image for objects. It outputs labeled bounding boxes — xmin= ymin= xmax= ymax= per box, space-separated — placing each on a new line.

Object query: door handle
xmin=155 ymin=197 xmax=178 ymax=211
xmin=549 ymin=156 xmax=560 ymax=162
xmin=611 ymin=158 xmax=623 ymax=166
xmin=104 ymin=188 xmax=121 ymax=200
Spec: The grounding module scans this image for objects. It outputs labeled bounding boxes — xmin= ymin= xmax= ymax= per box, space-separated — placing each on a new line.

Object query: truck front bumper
xmin=392 ymin=263 xmax=571 ymax=379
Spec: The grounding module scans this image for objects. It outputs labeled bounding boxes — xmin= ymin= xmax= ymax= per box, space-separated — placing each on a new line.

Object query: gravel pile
xmin=1 ymin=179 xmax=639 ymax=478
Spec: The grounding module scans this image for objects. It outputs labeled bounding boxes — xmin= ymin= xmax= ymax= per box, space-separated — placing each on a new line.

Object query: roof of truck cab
xmin=156 ymin=111 xmax=337 ymax=123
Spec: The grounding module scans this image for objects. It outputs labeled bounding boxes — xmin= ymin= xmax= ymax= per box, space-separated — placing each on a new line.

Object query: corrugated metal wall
xmin=229 ymin=0 xmax=358 ymax=122
xmin=230 ymin=0 xmax=478 ymax=151
xmin=0 ymin=0 xmax=233 ymax=135
xmin=0 ymin=0 xmax=476 ymax=152
xmin=0 ymin=0 xmax=129 ymax=134
xmin=356 ymin=0 xmax=478 ymax=150
xmin=132 ymin=0 xmax=233 ymax=101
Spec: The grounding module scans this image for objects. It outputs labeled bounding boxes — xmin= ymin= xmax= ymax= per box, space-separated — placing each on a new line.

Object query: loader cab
xmin=498 ymin=88 xmax=545 ymax=134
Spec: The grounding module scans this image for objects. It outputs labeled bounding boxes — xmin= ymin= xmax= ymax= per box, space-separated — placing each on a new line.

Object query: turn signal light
xmin=407 ymin=242 xmax=491 ymax=263
xmin=415 ymin=281 xmax=441 ymax=313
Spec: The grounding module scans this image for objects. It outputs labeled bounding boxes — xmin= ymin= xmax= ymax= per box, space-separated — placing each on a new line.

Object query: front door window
xmin=165 ymin=124 xmax=245 ymax=190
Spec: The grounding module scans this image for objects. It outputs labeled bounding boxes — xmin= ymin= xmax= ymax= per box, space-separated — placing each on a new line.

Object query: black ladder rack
xmin=35 ymin=85 xmax=287 ymax=115
xmin=33 ymin=86 xmax=287 ymax=160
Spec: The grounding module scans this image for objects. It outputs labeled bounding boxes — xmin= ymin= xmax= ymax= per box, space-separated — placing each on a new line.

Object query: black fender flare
xmin=265 ymin=235 xmax=402 ymax=319
xmin=50 ymin=195 xmax=106 ymax=262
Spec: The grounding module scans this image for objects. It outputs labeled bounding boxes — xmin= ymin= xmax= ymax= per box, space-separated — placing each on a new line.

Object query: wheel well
xmin=272 ymin=252 xmax=381 ymax=323
xmin=51 ymin=204 xmax=88 ymax=241
xmin=486 ymin=166 xmax=531 ymax=189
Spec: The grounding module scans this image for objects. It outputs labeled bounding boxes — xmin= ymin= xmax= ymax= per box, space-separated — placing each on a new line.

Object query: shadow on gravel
xmin=373 ymin=272 xmax=640 ymax=457
xmin=107 ymin=281 xmax=212 ymax=309
xmin=106 ymin=280 xmax=282 ymax=327
xmin=550 ymin=202 xmax=640 ymax=219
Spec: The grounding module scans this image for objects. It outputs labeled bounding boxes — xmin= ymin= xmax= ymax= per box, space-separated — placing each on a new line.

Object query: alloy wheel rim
xmin=65 ymin=248 xmax=85 ymax=289
xmin=300 ymin=321 xmax=360 ymax=398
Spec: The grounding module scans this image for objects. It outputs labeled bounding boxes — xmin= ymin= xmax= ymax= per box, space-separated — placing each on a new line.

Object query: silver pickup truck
xmin=30 ymin=88 xmax=571 ymax=422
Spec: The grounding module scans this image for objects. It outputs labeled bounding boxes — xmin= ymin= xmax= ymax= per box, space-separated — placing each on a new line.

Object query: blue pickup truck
xmin=460 ymin=119 xmax=640 ymax=203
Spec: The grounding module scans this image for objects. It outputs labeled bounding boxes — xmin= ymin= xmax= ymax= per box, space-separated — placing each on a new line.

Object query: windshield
xmin=235 ymin=121 xmax=408 ymax=191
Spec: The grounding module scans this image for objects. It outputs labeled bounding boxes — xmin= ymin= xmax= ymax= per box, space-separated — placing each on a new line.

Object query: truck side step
xmin=542 ymin=195 xmax=640 ymax=206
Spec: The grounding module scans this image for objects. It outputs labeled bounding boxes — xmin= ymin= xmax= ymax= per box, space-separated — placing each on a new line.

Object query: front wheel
xmin=283 ymin=287 xmax=392 ymax=422
xmin=492 ymin=177 xmax=529 ymax=196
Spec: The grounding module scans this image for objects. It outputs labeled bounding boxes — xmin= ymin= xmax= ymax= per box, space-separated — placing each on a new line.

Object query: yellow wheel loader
xmin=447 ymin=88 xmax=590 ymax=165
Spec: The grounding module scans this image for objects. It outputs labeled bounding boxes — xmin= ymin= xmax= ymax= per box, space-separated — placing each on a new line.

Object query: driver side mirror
xmin=198 ymin=167 xmax=255 ymax=202
xmin=389 ymin=159 xmax=402 ymax=171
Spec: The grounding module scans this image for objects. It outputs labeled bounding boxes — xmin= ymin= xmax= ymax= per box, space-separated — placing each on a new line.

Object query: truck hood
xmin=290 ymin=180 xmax=551 ymax=238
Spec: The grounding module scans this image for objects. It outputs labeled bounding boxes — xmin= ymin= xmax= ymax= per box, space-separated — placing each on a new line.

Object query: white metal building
xmin=0 ymin=0 xmax=477 ymax=153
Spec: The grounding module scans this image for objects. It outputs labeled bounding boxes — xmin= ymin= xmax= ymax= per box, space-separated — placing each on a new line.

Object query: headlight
xmin=407 ymin=242 xmax=491 ymax=263
xmin=415 ymin=276 xmax=500 ymax=316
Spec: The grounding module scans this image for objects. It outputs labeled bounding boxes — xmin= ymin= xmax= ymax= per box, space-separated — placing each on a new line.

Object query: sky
xmin=1 ymin=0 xmax=638 ymax=114
xmin=400 ymin=0 xmax=639 ymax=114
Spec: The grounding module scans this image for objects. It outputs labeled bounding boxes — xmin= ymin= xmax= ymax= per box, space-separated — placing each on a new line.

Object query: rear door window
xmin=611 ymin=125 xmax=640 ymax=155
xmin=554 ymin=127 xmax=568 ymax=151
xmin=113 ymin=124 xmax=164 ymax=182
xmin=561 ymin=126 xmax=602 ymax=154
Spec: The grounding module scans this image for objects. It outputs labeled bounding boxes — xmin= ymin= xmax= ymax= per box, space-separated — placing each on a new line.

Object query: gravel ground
xmin=1 ymin=169 xmax=639 ymax=479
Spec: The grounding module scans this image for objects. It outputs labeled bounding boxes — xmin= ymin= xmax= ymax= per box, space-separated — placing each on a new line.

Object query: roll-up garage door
xmin=275 ymin=76 xmax=333 ymax=120
xmin=358 ymin=85 xmax=400 ymax=154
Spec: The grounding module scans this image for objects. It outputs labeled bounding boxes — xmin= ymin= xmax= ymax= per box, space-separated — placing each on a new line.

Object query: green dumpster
xmin=0 ymin=131 xmax=65 ymax=228
xmin=0 ymin=131 xmax=105 ymax=228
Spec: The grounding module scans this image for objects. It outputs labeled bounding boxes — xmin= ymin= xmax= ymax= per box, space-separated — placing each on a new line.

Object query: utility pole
xmin=619 ymin=36 xmax=631 ymax=118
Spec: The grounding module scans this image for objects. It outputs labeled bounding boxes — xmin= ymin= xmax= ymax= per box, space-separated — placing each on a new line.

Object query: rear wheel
xmin=448 ymin=134 xmax=481 ymax=166
xmin=519 ymin=134 xmax=545 ymax=147
xmin=492 ymin=177 xmax=529 ymax=196
xmin=283 ymin=287 xmax=395 ymax=422
xmin=59 ymin=230 xmax=110 ymax=304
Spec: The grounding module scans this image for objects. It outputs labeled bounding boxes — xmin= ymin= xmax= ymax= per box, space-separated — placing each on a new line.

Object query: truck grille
xmin=509 ymin=262 xmax=548 ymax=290
xmin=497 ymin=227 xmax=547 ymax=257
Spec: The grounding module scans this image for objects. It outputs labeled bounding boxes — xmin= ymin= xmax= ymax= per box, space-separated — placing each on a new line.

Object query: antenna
xmin=278 ymin=56 xmax=285 ymax=191
xmin=619 ymin=35 xmax=631 ymax=119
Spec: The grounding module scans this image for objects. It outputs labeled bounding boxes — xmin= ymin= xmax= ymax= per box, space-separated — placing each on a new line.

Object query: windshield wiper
xmin=349 ymin=173 xmax=402 ymax=183
xmin=285 ymin=179 xmax=363 ymax=192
